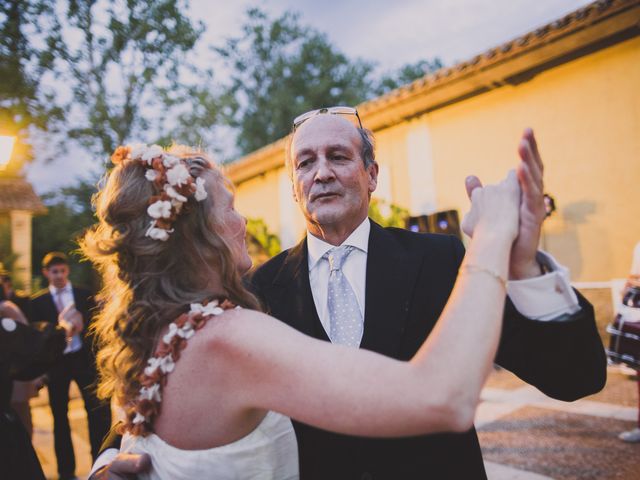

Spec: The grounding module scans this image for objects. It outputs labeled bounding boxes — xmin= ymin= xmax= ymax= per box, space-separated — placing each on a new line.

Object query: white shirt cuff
xmin=89 ymin=448 xmax=119 ymax=477
xmin=506 ymin=251 xmax=580 ymax=321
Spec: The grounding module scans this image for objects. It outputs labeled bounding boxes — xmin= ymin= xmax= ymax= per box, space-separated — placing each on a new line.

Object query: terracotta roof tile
xmin=0 ymin=178 xmax=47 ymax=213
xmin=359 ymin=0 xmax=637 ymax=116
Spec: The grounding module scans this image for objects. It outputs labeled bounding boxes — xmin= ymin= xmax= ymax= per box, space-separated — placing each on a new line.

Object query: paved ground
xmin=31 ymin=366 xmax=639 ymax=479
xmin=478 ymin=367 xmax=639 ymax=480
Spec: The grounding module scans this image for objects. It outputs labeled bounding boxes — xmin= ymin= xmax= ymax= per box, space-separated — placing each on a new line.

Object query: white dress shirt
xmin=307 ymin=218 xmax=580 ymax=338
xmin=49 ymin=282 xmax=82 ymax=354
xmin=308 ymin=219 xmax=370 ymax=335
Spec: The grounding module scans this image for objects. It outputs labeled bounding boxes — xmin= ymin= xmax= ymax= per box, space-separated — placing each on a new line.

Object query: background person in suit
xmin=0 ymin=264 xmax=39 ymax=439
xmin=31 ymin=252 xmax=111 ymax=480
xmin=0 ymin=299 xmax=70 ymax=480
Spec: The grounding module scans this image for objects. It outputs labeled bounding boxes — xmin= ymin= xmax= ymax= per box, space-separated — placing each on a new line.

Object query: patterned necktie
xmin=324 ymin=245 xmax=363 ymax=347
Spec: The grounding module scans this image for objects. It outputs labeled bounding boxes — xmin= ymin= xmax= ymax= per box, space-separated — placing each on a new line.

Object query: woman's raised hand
xmin=461 ymin=169 xmax=521 ymax=244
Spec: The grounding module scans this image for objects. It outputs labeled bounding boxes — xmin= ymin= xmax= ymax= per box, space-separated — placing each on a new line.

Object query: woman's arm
xmin=1 ymin=301 xmax=68 ymax=379
xmin=0 ymin=300 xmax=28 ymax=324
xmin=207 ymin=171 xmax=520 ymax=437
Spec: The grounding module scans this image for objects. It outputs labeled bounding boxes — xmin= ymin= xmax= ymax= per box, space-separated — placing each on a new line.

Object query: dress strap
xmin=125 ymin=299 xmax=239 ymax=435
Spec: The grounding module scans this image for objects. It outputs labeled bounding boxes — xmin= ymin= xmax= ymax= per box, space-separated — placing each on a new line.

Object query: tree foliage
xmin=246 ymin=217 xmax=281 ymax=258
xmin=216 ymin=8 xmax=375 ymax=155
xmin=368 ymin=198 xmax=409 ymax=229
xmin=374 ymin=58 xmax=444 ymax=96
xmin=31 ymin=181 xmax=98 ymax=288
xmin=17 ymin=3 xmax=443 ymax=276
xmin=45 ymin=0 xmax=206 ymax=157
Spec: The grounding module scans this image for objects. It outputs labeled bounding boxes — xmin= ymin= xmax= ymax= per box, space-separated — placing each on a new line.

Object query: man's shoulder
xmin=30 ymin=288 xmax=51 ymax=302
xmin=251 ymin=247 xmax=297 ymax=284
xmin=376 ymin=225 xmax=464 ymax=252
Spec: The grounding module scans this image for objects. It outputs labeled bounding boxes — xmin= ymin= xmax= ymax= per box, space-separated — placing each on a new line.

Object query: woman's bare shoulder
xmin=194 ymin=308 xmax=284 ymax=354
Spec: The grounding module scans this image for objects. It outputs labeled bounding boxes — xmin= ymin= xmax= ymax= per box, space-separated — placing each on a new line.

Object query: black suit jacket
xmin=250 ymin=221 xmax=607 ymax=480
xmin=30 ymin=285 xmax=97 ymax=359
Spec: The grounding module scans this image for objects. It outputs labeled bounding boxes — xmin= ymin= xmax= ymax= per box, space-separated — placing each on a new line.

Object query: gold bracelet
xmin=461 ymin=264 xmax=507 ymax=289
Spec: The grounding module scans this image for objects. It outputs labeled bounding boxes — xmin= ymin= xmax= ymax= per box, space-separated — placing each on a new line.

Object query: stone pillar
xmin=10 ymin=210 xmax=32 ymax=293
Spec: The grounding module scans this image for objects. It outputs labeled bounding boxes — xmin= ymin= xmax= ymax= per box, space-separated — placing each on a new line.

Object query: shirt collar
xmin=49 ymin=282 xmax=72 ymax=295
xmin=307 ymin=218 xmax=370 ymax=270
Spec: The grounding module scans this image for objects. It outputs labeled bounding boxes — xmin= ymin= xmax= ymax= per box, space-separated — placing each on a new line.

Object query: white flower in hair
xmin=177 ymin=323 xmax=195 ymax=339
xmin=145 ymin=170 xmax=158 ymax=182
xmin=166 ymin=163 xmax=190 ymax=186
xmin=145 ymin=221 xmax=171 ymax=241
xmin=163 ymin=323 xmax=179 ymax=344
xmin=139 ymin=383 xmax=162 ymax=402
xmin=129 ymin=143 xmax=147 ymax=160
xmin=164 ymin=184 xmax=187 ymax=203
xmin=141 ymin=144 xmax=164 ymax=163
xmin=162 ymin=155 xmax=180 ymax=168
xmin=194 ymin=177 xmax=207 ymax=201
xmin=132 ymin=412 xmax=146 ymax=424
xmin=159 ymin=355 xmax=176 ymax=373
xmin=144 ymin=357 xmax=162 ymax=376
xmin=190 ymin=301 xmax=224 ymax=317
xmin=147 ymin=200 xmax=172 ymax=219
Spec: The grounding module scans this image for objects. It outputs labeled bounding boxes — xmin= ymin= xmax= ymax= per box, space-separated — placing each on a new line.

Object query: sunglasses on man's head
xmin=292 ymin=106 xmax=363 ymax=131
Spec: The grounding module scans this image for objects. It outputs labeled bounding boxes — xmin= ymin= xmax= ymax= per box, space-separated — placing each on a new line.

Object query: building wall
xmin=416 ymin=36 xmax=638 ymax=282
xmin=233 ymin=36 xmax=640 ymax=281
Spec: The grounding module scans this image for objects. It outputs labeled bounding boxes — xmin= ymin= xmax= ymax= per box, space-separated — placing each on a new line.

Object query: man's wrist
xmin=509 ymin=259 xmax=544 ymax=280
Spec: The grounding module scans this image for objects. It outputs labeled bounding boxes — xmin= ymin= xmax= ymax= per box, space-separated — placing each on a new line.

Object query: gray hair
xmin=285 ymin=127 xmax=377 ymax=177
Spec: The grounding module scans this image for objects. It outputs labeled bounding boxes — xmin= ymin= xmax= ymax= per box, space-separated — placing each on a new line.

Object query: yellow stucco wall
xmin=233 ymin=36 xmax=639 ymax=282
xmin=232 ymin=168 xmax=283 ymax=234
xmin=420 ymin=36 xmax=640 ymax=282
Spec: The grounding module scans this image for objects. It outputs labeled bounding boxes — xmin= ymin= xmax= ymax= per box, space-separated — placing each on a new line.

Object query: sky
xmin=25 ymin=0 xmax=594 ymax=192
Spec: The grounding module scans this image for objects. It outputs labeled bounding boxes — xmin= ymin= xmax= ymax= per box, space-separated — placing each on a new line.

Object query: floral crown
xmin=111 ymin=144 xmax=208 ymax=242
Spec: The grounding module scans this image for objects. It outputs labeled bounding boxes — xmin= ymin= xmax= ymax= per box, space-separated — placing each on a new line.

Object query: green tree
xmin=216 ymin=7 xmax=375 ymax=155
xmin=374 ymin=58 xmax=444 ymax=96
xmin=368 ymin=198 xmax=409 ymax=228
xmin=246 ymin=217 xmax=281 ymax=258
xmin=31 ymin=181 xmax=98 ymax=288
xmin=46 ymin=0 xmax=206 ymax=157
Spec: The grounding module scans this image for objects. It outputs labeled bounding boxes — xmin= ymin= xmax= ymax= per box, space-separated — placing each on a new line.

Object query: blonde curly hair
xmin=80 ymin=147 xmax=260 ymax=422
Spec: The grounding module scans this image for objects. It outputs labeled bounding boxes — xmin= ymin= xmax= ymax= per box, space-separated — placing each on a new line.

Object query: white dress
xmin=121 ymin=411 xmax=299 ymax=479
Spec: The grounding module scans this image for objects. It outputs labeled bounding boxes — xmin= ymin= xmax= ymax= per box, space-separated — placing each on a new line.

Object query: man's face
xmin=43 ymin=263 xmax=70 ymax=289
xmin=290 ymin=115 xmax=378 ymax=234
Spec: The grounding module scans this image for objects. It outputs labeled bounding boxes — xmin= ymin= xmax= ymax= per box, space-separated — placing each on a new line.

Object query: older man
xmin=249 ymin=108 xmax=605 ymax=479
xmin=91 ymin=107 xmax=605 ymax=479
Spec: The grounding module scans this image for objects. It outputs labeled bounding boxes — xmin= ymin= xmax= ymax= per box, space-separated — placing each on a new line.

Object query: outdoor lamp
xmin=0 ymin=135 xmax=16 ymax=170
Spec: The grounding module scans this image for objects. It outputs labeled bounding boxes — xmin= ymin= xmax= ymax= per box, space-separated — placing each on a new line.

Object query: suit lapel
xmin=267 ymin=239 xmax=329 ymax=341
xmin=360 ymin=222 xmax=424 ymax=357
xmin=44 ymin=292 xmax=58 ymax=322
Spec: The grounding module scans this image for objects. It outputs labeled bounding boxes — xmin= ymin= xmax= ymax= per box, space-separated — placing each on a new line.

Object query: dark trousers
xmin=47 ymin=349 xmax=111 ymax=478
xmin=1 ymin=406 xmax=46 ymax=480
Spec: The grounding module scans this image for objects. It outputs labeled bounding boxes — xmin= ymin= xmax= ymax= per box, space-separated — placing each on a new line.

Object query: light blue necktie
xmin=324 ymin=245 xmax=363 ymax=347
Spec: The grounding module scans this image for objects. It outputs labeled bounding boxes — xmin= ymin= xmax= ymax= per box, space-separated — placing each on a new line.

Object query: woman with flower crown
xmin=82 ymin=143 xmax=521 ymax=479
